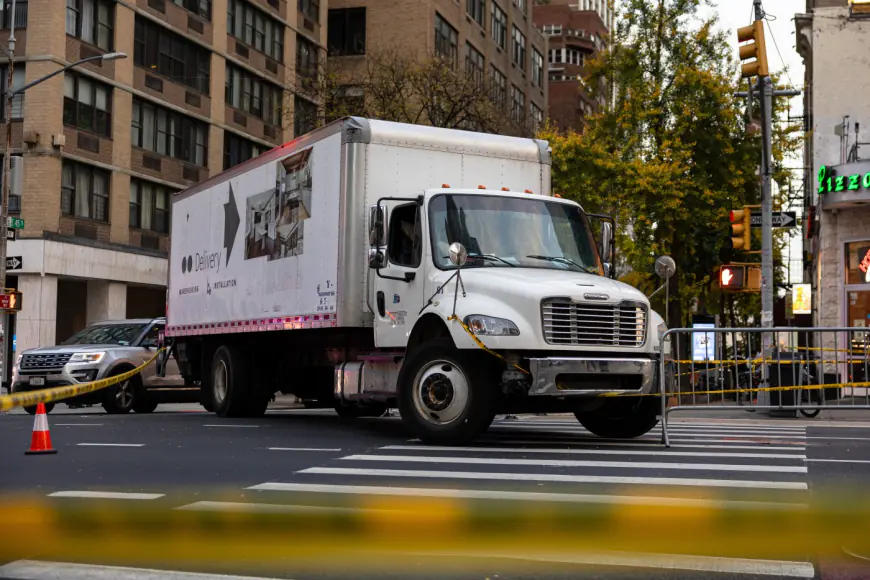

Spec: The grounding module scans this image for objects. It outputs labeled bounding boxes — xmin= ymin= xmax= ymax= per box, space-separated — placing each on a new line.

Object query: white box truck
xmin=163 ymin=118 xmax=667 ymax=445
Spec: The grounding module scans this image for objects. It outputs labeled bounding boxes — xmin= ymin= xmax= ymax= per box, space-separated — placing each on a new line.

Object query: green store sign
xmin=818 ymin=165 xmax=870 ymax=194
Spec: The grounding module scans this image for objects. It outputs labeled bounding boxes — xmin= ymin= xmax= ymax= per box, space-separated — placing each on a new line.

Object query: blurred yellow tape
xmin=0 ymin=492 xmax=869 ymax=565
xmin=0 ymin=348 xmax=164 ymax=412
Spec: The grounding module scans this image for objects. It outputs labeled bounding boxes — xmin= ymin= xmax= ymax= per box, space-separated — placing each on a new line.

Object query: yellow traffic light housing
xmin=730 ymin=207 xmax=751 ymax=251
xmin=737 ymin=20 xmax=769 ymax=78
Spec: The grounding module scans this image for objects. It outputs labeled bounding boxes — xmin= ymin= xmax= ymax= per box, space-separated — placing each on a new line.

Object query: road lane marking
xmin=0 ymin=560 xmax=286 ymax=580
xmin=48 ymin=491 xmax=163 ymax=500
xmin=804 ymin=458 xmax=870 ymax=464
xmin=491 ymin=424 xmax=808 ymax=435
xmin=299 ymin=467 xmax=809 ymax=490
xmin=247 ymin=482 xmax=805 ymax=510
xmin=342 ymin=454 xmax=809 ymax=473
xmin=381 ymin=445 xmax=806 ymax=460
xmin=417 ymin=550 xmax=815 ymax=578
xmin=54 ymin=423 xmax=104 ymax=426
xmin=269 ymin=447 xmax=343 ymax=452
xmin=202 ymin=424 xmax=258 ymax=428
xmin=77 ymin=443 xmax=144 ymax=447
xmin=175 ymin=501 xmax=365 ymax=514
xmin=473 ymin=439 xmax=806 ymax=451
xmin=505 ymin=422 xmax=808 ymax=433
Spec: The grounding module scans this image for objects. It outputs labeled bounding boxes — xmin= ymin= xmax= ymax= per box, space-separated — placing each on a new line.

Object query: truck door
xmin=370 ymin=200 xmax=426 ymax=348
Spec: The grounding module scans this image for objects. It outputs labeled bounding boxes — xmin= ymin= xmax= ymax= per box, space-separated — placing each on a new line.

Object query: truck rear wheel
xmin=397 ymin=338 xmax=496 ymax=446
xmin=211 ymin=345 xmax=249 ymax=418
xmin=575 ymin=397 xmax=660 ymax=439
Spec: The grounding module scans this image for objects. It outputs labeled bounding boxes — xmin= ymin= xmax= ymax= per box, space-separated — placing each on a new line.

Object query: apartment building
xmin=0 ymin=0 xmax=325 ymax=356
xmin=326 ymin=0 xmax=548 ymax=132
xmin=533 ymin=2 xmax=609 ymax=132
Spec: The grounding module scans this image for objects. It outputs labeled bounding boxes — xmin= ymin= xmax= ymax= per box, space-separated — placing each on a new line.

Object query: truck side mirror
xmin=368 ymin=248 xmax=386 ymax=269
xmin=369 ymin=205 xmax=387 ymax=247
xmin=600 ymin=222 xmax=614 ymax=278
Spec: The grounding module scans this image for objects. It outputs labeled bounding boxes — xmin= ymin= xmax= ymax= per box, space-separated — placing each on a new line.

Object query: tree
xmin=285 ymin=51 xmax=535 ymax=137
xmin=541 ymin=0 xmax=799 ymax=331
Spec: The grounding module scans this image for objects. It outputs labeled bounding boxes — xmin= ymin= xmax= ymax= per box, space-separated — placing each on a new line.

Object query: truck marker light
xmin=442 ymin=184 xmax=450 ymax=188
xmin=501 ymin=187 xmax=509 ymax=191
xmin=478 ymin=185 xmax=486 ymax=189
xmin=524 ymin=190 xmax=533 ymax=194
xmin=554 ymin=194 xmax=562 ymax=198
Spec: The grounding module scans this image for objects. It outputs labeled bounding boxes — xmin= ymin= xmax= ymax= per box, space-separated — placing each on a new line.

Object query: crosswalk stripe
xmin=471 ymin=439 xmax=806 ymax=451
xmin=489 ymin=426 xmax=809 ymax=439
xmin=341 ymin=454 xmax=808 ymax=473
xmin=379 ymin=445 xmax=807 ymax=460
xmin=298 ymin=467 xmax=809 ymax=490
xmin=503 ymin=421 xmax=808 ymax=433
xmin=479 ymin=435 xmax=807 ymax=446
xmin=246 ymin=482 xmax=804 ymax=510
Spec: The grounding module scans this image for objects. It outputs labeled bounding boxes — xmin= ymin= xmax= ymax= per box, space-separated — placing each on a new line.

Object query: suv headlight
xmin=14 ymin=354 xmax=21 ymax=368
xmin=69 ymin=352 xmax=106 ymax=364
xmin=463 ymin=315 xmax=520 ymax=336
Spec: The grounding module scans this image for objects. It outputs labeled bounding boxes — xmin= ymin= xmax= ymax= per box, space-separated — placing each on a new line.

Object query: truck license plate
xmin=29 ymin=377 xmax=45 ymax=386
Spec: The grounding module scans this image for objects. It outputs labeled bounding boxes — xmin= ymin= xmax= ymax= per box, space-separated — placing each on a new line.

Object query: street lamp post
xmin=0 ymin=51 xmax=126 ymax=295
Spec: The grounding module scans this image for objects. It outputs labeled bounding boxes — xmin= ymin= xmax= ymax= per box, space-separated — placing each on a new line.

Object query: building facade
xmin=0 ymin=0 xmax=325 ymax=360
xmin=325 ymin=0 xmax=547 ymax=132
xmin=533 ymin=2 xmax=608 ymax=132
xmin=796 ymin=0 xmax=870 ymax=333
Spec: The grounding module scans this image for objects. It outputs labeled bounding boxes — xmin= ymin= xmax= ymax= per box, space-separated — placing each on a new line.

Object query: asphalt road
xmin=1 ymin=403 xmax=869 ymax=580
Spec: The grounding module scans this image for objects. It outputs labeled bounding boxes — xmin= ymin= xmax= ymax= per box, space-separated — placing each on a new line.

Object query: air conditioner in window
xmin=51 ymin=133 xmax=66 ymax=147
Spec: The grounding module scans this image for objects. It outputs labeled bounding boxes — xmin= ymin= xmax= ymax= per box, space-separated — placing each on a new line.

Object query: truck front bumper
xmin=527 ymin=357 xmax=658 ymax=396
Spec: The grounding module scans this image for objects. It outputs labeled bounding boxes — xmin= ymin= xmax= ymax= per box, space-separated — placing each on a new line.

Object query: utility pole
xmin=0 ymin=0 xmax=15 ymax=297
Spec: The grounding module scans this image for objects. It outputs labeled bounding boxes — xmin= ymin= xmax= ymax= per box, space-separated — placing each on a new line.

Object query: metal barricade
xmin=659 ymin=327 xmax=870 ymax=447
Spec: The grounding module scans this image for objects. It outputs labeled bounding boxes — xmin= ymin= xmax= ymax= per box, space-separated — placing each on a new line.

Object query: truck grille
xmin=20 ymin=353 xmax=73 ymax=373
xmin=541 ymin=299 xmax=648 ymax=347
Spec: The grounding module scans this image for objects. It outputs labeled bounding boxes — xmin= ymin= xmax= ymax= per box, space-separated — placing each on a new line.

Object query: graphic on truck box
xmin=244 ymin=147 xmax=313 ymax=262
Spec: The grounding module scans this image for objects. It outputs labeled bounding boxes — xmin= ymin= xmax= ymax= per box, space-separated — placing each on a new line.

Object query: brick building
xmin=0 ymin=0 xmax=325 ymax=355
xmin=325 ymin=0 xmax=548 ymax=132
xmin=533 ymin=2 xmax=609 ymax=132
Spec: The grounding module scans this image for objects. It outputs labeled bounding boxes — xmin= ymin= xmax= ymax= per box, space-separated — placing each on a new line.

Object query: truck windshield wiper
xmin=443 ymin=253 xmax=517 ymax=267
xmin=526 ymin=255 xmax=598 ymax=274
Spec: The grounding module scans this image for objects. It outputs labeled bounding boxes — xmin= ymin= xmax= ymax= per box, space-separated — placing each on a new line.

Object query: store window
xmin=845 ymin=241 xmax=870 ymax=332
xmin=845 ymin=241 xmax=870 ymax=285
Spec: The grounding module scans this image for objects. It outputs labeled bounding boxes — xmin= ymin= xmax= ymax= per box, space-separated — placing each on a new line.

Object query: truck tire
xmin=243 ymin=393 xmax=270 ymax=417
xmin=210 ymin=345 xmax=249 ymax=418
xmin=397 ymin=338 xmax=497 ymax=446
xmin=575 ymin=397 xmax=660 ymax=439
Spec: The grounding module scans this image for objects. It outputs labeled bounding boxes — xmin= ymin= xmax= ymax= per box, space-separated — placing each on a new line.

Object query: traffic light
xmin=730 ymin=207 xmax=751 ymax=251
xmin=737 ymin=20 xmax=769 ymax=78
xmin=719 ymin=265 xmax=746 ymax=289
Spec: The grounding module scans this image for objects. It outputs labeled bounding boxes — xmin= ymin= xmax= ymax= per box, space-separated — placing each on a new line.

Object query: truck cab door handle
xmin=376 ymin=291 xmax=386 ymax=317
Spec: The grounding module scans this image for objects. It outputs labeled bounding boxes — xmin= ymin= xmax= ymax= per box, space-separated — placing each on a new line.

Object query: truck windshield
xmin=428 ymin=194 xmax=602 ymax=274
xmin=61 ymin=323 xmax=149 ymax=346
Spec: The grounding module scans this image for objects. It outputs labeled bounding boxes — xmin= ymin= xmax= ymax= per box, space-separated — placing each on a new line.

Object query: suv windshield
xmin=62 ymin=323 xmax=149 ymax=346
xmin=428 ymin=194 xmax=602 ymax=274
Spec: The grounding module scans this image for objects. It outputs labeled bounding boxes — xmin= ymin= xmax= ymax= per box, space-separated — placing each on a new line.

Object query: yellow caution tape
xmin=0 ymin=348 xmax=164 ymax=412
xmin=448 ymin=315 xmax=530 ymax=376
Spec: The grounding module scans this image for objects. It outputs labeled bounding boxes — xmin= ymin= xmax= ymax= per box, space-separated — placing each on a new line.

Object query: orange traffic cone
xmin=25 ymin=402 xmax=57 ymax=455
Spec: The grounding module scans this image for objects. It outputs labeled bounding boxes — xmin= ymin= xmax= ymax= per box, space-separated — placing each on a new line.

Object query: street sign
xmin=6 ymin=228 xmax=16 ymax=241
xmin=0 ymin=292 xmax=22 ymax=311
xmin=750 ymin=211 xmax=796 ymax=228
xmin=6 ymin=217 xmax=24 ymax=230
xmin=6 ymin=256 xmax=22 ymax=270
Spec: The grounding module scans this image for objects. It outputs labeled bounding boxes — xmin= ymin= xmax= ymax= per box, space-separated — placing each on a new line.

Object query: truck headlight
xmin=69 ymin=352 xmax=106 ymax=364
xmin=463 ymin=315 xmax=520 ymax=336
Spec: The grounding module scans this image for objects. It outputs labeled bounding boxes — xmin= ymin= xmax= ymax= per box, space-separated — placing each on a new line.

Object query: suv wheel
xmin=102 ymin=374 xmax=136 ymax=414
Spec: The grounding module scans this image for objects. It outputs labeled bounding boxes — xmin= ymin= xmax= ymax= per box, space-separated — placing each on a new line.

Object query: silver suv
xmin=11 ymin=318 xmax=189 ymax=414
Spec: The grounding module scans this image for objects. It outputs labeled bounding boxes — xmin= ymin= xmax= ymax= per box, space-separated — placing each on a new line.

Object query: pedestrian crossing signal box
xmin=0 ymin=291 xmax=22 ymax=312
xmin=718 ymin=265 xmax=761 ymax=291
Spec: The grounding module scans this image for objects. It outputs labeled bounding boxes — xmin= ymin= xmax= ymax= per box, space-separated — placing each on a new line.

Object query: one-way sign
xmin=6 ymin=256 xmax=22 ymax=270
xmin=6 ymin=228 xmax=16 ymax=241
xmin=751 ymin=211 xmax=797 ymax=228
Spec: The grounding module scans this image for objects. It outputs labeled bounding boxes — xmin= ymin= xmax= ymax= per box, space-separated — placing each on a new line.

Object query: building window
xmin=0 ymin=65 xmax=25 ymax=119
xmin=541 ymin=24 xmax=561 ymax=36
xmin=435 ymin=12 xmax=458 ymax=67
xmin=66 ymin=0 xmax=113 ymax=51
xmin=223 ymin=132 xmax=267 ymax=170
xmin=226 ymin=63 xmax=283 ymax=126
xmin=294 ymin=96 xmax=317 ymax=136
xmin=532 ymin=48 xmax=543 ymax=87
xmin=227 ymin=0 xmax=284 ymax=62
xmin=465 ymin=43 xmax=485 ymax=85
xmin=130 ymin=178 xmax=173 ymax=234
xmin=327 ymin=7 xmax=366 ymax=56
xmin=63 ymin=72 xmax=112 ymax=137
xmin=490 ymin=65 xmax=506 ymax=109
xmin=134 ymin=17 xmax=211 ymax=94
xmin=513 ymin=0 xmax=526 ymax=12
xmin=511 ymin=84 xmax=524 ymax=123
xmin=491 ymin=2 xmax=507 ymax=50
xmin=61 ymin=160 xmax=109 ymax=222
xmin=467 ymin=0 xmax=485 ymax=27
xmin=1 ymin=0 xmax=28 ymax=29
xmin=173 ymin=0 xmax=211 ymax=20
xmin=131 ymin=98 xmax=209 ymax=167
xmin=531 ymin=102 xmax=543 ymax=131
xmin=512 ymin=25 xmax=526 ymax=70
xmin=298 ymin=0 xmax=319 ymax=23
xmin=296 ymin=35 xmax=318 ymax=77
xmin=0 ymin=166 xmax=21 ymax=214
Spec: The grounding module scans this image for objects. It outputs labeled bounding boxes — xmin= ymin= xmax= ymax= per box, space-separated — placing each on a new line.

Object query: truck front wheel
xmin=397 ymin=339 xmax=496 ymax=446
xmin=575 ymin=397 xmax=660 ymax=439
xmin=211 ymin=345 xmax=249 ymax=418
